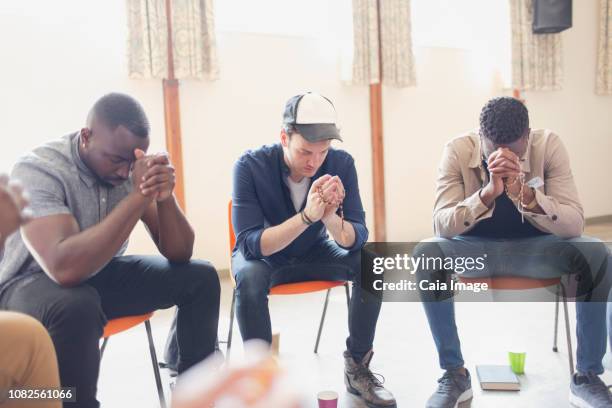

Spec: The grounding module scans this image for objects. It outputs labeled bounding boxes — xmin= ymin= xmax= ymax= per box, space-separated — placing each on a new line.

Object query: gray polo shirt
xmin=0 ymin=132 xmax=131 ymax=290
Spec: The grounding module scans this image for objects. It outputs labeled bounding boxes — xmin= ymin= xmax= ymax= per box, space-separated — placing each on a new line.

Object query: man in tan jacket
xmin=416 ymin=97 xmax=612 ymax=408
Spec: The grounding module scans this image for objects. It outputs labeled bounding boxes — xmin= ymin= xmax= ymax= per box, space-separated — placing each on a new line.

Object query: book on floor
xmin=475 ymin=365 xmax=521 ymax=391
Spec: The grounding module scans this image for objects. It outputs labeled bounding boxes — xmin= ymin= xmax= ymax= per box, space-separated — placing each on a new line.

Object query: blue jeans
xmin=415 ymin=235 xmax=612 ymax=375
xmin=231 ymin=240 xmax=381 ymax=362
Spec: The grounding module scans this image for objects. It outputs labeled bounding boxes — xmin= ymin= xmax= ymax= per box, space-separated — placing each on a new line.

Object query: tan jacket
xmin=433 ymin=129 xmax=584 ymax=239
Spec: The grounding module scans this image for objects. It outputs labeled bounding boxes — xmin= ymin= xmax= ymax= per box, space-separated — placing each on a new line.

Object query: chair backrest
xmin=228 ymin=200 xmax=236 ymax=254
xmin=228 ymin=200 xmax=237 ymax=286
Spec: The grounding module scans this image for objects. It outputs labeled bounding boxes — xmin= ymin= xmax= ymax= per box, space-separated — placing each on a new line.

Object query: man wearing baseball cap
xmin=231 ymin=92 xmax=396 ymax=407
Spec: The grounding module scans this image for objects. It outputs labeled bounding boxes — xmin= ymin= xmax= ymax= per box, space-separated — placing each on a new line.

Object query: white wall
xmin=1 ymin=0 xmax=611 ymax=270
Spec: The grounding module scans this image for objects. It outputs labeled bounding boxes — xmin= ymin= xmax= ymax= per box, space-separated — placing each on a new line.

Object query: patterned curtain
xmin=126 ymin=0 xmax=219 ymax=80
xmin=510 ymin=0 xmax=563 ymax=91
xmin=597 ymin=0 xmax=612 ymax=95
xmin=352 ymin=0 xmax=416 ymax=87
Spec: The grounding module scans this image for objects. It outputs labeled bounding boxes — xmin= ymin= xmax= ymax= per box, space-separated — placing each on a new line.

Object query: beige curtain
xmin=126 ymin=0 xmax=219 ymax=80
xmin=597 ymin=0 xmax=612 ymax=95
xmin=510 ymin=0 xmax=563 ymax=91
xmin=352 ymin=0 xmax=416 ymax=87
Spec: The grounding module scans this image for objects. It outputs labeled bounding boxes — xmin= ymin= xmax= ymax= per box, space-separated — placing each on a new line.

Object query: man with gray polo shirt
xmin=231 ymin=92 xmax=396 ymax=408
xmin=0 ymin=93 xmax=220 ymax=408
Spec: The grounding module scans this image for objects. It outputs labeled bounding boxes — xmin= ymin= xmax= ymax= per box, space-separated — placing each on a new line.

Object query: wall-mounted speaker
xmin=533 ymin=0 xmax=572 ymax=34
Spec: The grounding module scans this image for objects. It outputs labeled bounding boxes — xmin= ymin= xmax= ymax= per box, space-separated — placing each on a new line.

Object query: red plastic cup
xmin=317 ymin=391 xmax=338 ymax=408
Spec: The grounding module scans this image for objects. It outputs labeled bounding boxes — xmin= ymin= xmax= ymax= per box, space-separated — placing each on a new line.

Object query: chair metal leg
xmin=100 ymin=337 xmax=109 ymax=360
xmin=560 ymin=283 xmax=575 ymax=376
xmin=145 ymin=320 xmax=167 ymax=408
xmin=314 ymin=288 xmax=332 ymax=354
xmin=344 ymin=282 xmax=351 ymax=309
xmin=226 ymin=288 xmax=237 ymax=361
xmin=553 ymin=284 xmax=560 ymax=352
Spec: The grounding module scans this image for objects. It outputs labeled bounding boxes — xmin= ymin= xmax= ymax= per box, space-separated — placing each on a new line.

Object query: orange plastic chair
xmin=100 ymin=312 xmax=166 ymax=407
xmin=223 ymin=200 xmax=350 ymax=358
xmin=458 ymin=275 xmax=574 ymax=375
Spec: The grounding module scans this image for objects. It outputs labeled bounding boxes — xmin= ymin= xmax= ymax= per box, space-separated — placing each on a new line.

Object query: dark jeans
xmin=415 ymin=235 xmax=612 ymax=375
xmin=231 ymin=240 xmax=381 ymax=362
xmin=0 ymin=255 xmax=220 ymax=408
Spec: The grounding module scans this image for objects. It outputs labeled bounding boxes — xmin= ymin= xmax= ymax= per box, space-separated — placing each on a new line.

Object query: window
xmin=215 ymin=0 xmax=512 ymax=87
xmin=215 ymin=0 xmax=350 ymax=39
xmin=411 ymin=0 xmax=511 ymax=87
xmin=215 ymin=0 xmax=354 ymax=79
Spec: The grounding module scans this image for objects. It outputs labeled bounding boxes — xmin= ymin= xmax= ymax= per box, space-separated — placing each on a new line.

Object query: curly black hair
xmin=479 ymin=97 xmax=529 ymax=144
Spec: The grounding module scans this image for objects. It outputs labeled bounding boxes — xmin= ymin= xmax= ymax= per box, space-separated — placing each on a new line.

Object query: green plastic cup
xmin=508 ymin=352 xmax=526 ymax=374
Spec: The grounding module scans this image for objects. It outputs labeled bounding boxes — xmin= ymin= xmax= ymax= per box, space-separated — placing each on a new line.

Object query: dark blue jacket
xmin=231 ymin=143 xmax=368 ymax=261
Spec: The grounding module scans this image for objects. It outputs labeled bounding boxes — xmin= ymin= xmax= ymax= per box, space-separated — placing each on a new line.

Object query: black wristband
xmin=300 ymin=210 xmax=314 ymax=225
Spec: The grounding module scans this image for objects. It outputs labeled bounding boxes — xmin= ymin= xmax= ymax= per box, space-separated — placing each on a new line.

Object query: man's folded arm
xmin=522 ymin=134 xmax=584 ymax=238
xmin=232 ymin=159 xmax=310 ymax=258
xmin=15 ymin=159 xmax=152 ymax=287
xmin=334 ymin=158 xmax=367 ymax=251
xmin=22 ymin=193 xmax=151 ymax=287
xmin=433 ymin=142 xmax=494 ymax=238
xmin=140 ymin=197 xmax=195 ymax=263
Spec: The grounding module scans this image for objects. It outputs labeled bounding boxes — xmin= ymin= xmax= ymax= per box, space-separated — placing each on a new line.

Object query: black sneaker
xmin=570 ymin=372 xmax=612 ymax=407
xmin=426 ymin=368 xmax=473 ymax=408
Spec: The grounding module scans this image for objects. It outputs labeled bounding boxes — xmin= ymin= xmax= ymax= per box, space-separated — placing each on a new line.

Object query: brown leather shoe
xmin=344 ymin=350 xmax=397 ymax=408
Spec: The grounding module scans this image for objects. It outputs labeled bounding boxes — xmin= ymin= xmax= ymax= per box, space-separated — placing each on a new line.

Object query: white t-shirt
xmin=286 ymin=176 xmax=310 ymax=212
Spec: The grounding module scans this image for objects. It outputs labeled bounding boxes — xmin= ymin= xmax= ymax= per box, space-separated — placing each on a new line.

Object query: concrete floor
xmin=97 ymin=223 xmax=612 ymax=407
